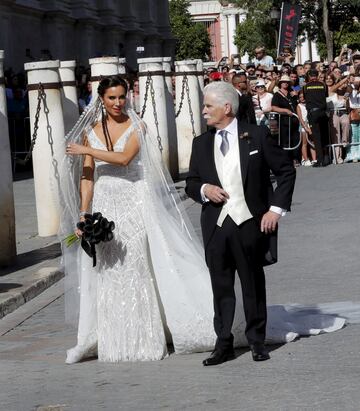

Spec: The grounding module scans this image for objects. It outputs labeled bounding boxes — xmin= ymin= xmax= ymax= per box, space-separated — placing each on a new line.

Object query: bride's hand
xmin=75 ymin=228 xmax=83 ymax=238
xmin=66 ymin=143 xmax=89 ymax=156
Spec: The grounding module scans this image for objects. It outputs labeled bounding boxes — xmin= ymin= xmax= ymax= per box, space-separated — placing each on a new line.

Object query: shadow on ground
xmin=0 ymin=243 xmax=61 ymax=276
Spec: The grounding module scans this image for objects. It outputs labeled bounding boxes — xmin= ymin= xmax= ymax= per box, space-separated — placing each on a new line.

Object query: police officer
xmin=303 ymin=69 xmax=330 ymax=167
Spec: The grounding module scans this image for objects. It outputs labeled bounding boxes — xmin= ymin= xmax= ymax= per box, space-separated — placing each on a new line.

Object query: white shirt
xmin=200 ymin=117 xmax=286 ymax=217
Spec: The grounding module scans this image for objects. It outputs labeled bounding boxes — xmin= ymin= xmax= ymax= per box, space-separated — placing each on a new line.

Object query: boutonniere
xmin=239 ymin=131 xmax=251 ymax=143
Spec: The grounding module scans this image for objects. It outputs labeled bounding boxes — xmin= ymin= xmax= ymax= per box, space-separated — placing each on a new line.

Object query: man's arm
xmin=261 ymin=127 xmax=296 ymax=211
xmin=185 ymin=138 xmax=204 ymax=204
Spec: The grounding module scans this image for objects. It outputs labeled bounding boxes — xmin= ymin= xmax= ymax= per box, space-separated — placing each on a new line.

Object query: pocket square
xmin=249 ymin=150 xmax=259 ymax=155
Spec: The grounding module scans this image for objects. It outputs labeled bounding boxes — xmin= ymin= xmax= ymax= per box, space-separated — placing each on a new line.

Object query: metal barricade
xmin=267 ymin=112 xmax=301 ymax=151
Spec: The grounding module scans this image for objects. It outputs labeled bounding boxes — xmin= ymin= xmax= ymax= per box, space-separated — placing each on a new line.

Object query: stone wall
xmin=0 ymin=0 xmax=175 ymax=72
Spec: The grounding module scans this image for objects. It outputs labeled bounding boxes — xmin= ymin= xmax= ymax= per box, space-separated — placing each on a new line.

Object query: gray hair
xmin=203 ymin=81 xmax=239 ymax=115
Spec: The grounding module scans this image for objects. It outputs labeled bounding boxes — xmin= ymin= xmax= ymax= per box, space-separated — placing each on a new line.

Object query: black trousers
xmin=308 ymin=110 xmax=330 ymax=162
xmin=205 ymin=216 xmax=267 ymax=350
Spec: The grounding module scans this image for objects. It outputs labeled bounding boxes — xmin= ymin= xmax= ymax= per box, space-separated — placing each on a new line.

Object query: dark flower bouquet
xmin=64 ymin=212 xmax=115 ymax=267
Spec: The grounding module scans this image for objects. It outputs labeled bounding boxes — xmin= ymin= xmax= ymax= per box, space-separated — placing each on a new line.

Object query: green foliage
xmin=234 ymin=17 xmax=277 ymax=59
xmin=169 ymin=0 xmax=211 ymax=60
xmin=233 ymin=0 xmax=283 ymax=59
xmin=233 ymin=0 xmax=360 ymax=61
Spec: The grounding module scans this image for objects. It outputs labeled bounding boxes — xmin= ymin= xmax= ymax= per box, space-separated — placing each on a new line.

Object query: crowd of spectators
xmin=4 ymin=45 xmax=360 ymax=170
xmin=203 ymin=46 xmax=360 ymax=167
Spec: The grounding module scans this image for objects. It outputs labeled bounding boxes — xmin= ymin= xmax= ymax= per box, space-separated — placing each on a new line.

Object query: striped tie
xmin=219 ymin=129 xmax=229 ymax=156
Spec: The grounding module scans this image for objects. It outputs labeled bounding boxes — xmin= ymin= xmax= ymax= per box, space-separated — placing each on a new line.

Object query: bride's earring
xmin=101 ymin=102 xmax=107 ymax=117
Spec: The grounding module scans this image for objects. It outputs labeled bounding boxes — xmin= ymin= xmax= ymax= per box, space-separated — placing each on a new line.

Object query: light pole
xmin=270 ymin=7 xmax=281 ymax=55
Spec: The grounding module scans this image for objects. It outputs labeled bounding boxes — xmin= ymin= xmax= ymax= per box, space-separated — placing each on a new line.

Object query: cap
xmin=209 ymin=71 xmax=222 ymax=80
xmin=255 ymin=79 xmax=266 ymax=87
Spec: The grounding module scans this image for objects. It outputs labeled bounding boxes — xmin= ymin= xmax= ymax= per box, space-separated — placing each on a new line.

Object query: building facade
xmin=189 ymin=0 xmax=320 ymax=64
xmin=0 ymin=0 xmax=175 ymax=72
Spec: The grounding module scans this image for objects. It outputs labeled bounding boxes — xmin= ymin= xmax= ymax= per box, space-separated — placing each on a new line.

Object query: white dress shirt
xmin=200 ymin=117 xmax=286 ymax=217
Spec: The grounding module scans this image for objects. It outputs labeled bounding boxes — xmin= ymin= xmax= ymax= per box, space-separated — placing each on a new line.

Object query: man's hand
xmin=203 ymin=184 xmax=230 ymax=203
xmin=261 ymin=210 xmax=280 ymax=234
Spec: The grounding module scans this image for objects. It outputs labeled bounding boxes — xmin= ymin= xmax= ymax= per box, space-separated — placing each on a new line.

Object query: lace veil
xmin=59 ymin=97 xmax=215 ymax=352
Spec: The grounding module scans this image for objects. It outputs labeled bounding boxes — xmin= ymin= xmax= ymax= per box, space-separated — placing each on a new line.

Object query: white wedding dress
xmin=62 ymin=106 xmax=359 ymax=364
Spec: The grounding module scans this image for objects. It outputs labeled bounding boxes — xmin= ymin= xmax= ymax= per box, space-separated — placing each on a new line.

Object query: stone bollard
xmin=118 ymin=58 xmax=126 ymax=75
xmin=175 ymin=60 xmax=202 ymax=174
xmin=59 ymin=60 xmax=79 ymax=133
xmin=89 ymin=56 xmax=119 ymax=101
xmin=0 ymin=50 xmax=16 ymax=265
xmin=196 ymin=59 xmax=205 ymax=92
xmin=162 ymin=57 xmax=178 ymax=180
xmin=25 ymin=60 xmax=66 ymax=237
xmin=196 ymin=59 xmax=206 ymax=133
xmin=138 ymin=57 xmax=170 ymax=171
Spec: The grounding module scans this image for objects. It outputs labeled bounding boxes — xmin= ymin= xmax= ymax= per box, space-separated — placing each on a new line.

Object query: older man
xmin=185 ymin=82 xmax=296 ymax=366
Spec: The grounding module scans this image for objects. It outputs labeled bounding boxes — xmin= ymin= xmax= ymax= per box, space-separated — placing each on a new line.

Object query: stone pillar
xmin=59 ymin=60 xmax=79 ymax=134
xmin=138 ymin=57 xmax=170 ymax=171
xmin=25 ymin=60 xmax=66 ymax=237
xmin=0 ymin=50 xmax=16 ymax=265
xmin=163 ymin=57 xmax=178 ymax=179
xmin=227 ymin=13 xmax=238 ymax=56
xmin=175 ymin=60 xmax=202 ymax=174
xmin=118 ymin=58 xmax=126 ymax=75
xmin=195 ymin=59 xmax=206 ymax=133
xmin=89 ymin=56 xmax=119 ymax=101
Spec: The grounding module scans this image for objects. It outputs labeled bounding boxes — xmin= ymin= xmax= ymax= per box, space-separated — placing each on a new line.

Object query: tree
xmin=233 ymin=0 xmax=283 ymax=60
xmin=300 ymin=0 xmax=360 ymax=61
xmin=233 ymin=0 xmax=360 ymax=62
xmin=169 ymin=0 xmax=211 ymax=60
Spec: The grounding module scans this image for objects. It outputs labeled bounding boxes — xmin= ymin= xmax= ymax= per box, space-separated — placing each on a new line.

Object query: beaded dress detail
xmin=66 ymin=126 xmax=167 ymax=363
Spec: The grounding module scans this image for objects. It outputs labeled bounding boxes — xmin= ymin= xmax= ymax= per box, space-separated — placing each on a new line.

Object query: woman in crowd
xmin=271 ymin=75 xmax=300 ymax=165
xmin=345 ymin=75 xmax=360 ymax=162
xmin=325 ymin=73 xmax=350 ymax=163
xmin=296 ymin=90 xmax=316 ymax=166
xmin=252 ymin=79 xmax=272 ymax=126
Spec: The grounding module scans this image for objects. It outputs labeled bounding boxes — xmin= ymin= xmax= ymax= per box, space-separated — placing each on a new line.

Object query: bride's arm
xmin=66 ymin=131 xmax=140 ymax=166
xmin=79 ymin=136 xmax=95 ymax=214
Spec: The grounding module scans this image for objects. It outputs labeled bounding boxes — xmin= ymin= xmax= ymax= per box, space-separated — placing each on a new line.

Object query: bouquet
xmin=64 ymin=212 xmax=115 ymax=267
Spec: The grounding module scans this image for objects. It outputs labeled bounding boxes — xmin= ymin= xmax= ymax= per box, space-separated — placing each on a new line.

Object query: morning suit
xmin=185 ymin=119 xmax=296 ymax=349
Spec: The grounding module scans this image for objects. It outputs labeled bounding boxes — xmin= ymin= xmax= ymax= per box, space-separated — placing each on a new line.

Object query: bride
xmin=60 ymin=75 xmax=355 ymax=364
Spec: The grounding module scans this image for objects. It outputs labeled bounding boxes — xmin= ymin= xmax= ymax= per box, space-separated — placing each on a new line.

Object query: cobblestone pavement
xmin=1 ymin=164 xmax=360 ymax=411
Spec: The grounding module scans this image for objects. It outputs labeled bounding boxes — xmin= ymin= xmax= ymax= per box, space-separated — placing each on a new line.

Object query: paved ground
xmin=0 ymin=164 xmax=360 ymax=411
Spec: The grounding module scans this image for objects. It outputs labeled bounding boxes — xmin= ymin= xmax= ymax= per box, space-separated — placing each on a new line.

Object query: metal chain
xmin=148 ymin=75 xmax=163 ymax=153
xmin=175 ymin=74 xmax=187 ymax=118
xmin=17 ymin=83 xmax=45 ymax=164
xmin=139 ymin=72 xmax=163 ymax=153
xmin=184 ymin=76 xmax=197 ymax=138
xmin=140 ymin=73 xmax=151 ymax=119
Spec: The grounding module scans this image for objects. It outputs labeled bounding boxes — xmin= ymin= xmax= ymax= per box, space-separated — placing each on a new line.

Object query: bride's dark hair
xmin=97 ymin=75 xmax=128 ymax=151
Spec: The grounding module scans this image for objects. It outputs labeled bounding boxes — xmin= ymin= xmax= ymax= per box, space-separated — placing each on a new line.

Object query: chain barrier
xmin=175 ymin=74 xmax=196 ymax=138
xmin=139 ymin=72 xmax=163 ymax=153
xmin=15 ymin=83 xmax=45 ymax=165
xmin=175 ymin=74 xmax=187 ymax=118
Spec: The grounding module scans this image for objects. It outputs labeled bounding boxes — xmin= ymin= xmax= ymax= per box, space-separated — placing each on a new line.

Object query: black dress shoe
xmin=312 ymin=161 xmax=324 ymax=168
xmin=249 ymin=344 xmax=270 ymax=362
xmin=202 ymin=348 xmax=235 ymax=366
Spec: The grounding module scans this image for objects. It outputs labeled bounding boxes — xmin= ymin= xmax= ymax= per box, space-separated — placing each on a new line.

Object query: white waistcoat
xmin=214 ymin=135 xmax=253 ymax=227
